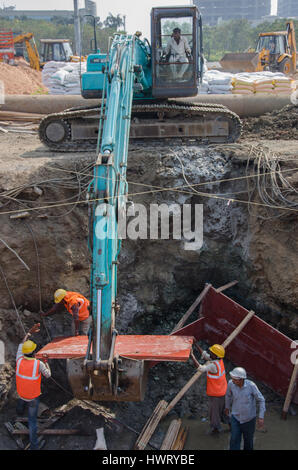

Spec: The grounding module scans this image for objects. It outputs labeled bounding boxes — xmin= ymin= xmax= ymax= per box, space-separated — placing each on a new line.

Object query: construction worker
xmin=41 ymin=289 xmax=91 ymax=336
xmin=15 ymin=323 xmax=51 ymax=450
xmin=197 ymin=344 xmax=229 ymax=434
xmin=165 ymin=27 xmax=192 ymax=79
xmin=224 ymin=367 xmax=266 ymax=450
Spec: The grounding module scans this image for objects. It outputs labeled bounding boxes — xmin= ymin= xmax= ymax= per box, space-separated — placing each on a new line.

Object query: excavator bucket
xmin=220 ymin=52 xmax=260 ymax=73
xmin=36 ymin=335 xmax=194 ymax=402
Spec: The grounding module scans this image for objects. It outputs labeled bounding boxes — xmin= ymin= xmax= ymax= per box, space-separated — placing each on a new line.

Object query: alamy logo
xmin=0 ymin=340 xmax=5 ymax=365
xmin=95 ymin=203 xmax=204 ymax=250
xmin=290 ymin=340 xmax=298 ymax=365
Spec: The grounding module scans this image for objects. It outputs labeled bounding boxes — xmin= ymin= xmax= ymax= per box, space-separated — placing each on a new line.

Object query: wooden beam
xmin=160 ymin=419 xmax=181 ymax=450
xmin=215 ymin=280 xmax=238 ymax=293
xmin=172 ymin=425 xmax=188 ymax=450
xmin=12 ymin=429 xmax=81 ymax=436
xmin=171 ymin=284 xmax=211 ymax=333
xmin=282 ymin=361 xmax=298 ymax=420
xmin=222 ymin=310 xmax=255 ymax=348
xmin=164 ymin=309 xmax=255 ymax=417
xmin=134 ymin=400 xmax=168 ymax=450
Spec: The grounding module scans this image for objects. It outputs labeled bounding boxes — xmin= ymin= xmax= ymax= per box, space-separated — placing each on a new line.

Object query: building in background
xmin=0 ymin=1 xmax=98 ymax=21
xmin=80 ymin=1 xmax=97 ymax=18
xmin=277 ymin=0 xmax=298 ymax=18
xmin=193 ymin=0 xmax=271 ymax=25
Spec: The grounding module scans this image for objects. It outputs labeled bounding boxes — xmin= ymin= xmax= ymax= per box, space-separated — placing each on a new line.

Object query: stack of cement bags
xmin=232 ymin=71 xmax=295 ymax=95
xmin=42 ymin=61 xmax=87 ymax=95
xmin=198 ymin=70 xmax=233 ymax=94
xmin=199 ymin=69 xmax=296 ymax=95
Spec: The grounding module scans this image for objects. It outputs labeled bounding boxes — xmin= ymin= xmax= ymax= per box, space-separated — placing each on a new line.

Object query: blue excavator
xmin=36 ymin=6 xmax=241 ymax=402
xmin=39 ymin=5 xmax=241 ymax=151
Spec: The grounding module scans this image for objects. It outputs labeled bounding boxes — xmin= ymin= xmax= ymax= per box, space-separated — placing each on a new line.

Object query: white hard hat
xmin=230 ymin=367 xmax=247 ymax=379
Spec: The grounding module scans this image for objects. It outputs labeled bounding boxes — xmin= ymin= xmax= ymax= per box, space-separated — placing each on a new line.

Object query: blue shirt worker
xmin=224 ymin=367 xmax=266 ymax=450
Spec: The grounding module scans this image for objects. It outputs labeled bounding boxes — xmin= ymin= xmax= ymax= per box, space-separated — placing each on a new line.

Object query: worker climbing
xmin=15 ymin=323 xmax=51 ymax=450
xmin=197 ymin=343 xmax=230 ymax=434
xmin=41 ymin=289 xmax=91 ymax=337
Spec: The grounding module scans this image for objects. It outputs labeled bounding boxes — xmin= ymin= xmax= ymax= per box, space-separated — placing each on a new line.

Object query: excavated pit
xmin=0 ymin=122 xmax=297 ymax=450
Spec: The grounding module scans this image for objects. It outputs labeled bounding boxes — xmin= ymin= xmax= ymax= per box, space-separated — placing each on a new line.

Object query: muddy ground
xmin=0 ymin=106 xmax=297 ymax=451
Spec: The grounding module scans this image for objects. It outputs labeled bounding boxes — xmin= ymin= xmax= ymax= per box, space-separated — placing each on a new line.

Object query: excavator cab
xmin=40 ymin=39 xmax=73 ymax=63
xmin=151 ymin=6 xmax=203 ymax=98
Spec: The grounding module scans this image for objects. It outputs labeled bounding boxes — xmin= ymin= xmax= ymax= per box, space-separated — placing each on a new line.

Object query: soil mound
xmin=242 ymin=105 xmax=298 ymax=140
xmin=0 ymin=58 xmax=48 ymax=95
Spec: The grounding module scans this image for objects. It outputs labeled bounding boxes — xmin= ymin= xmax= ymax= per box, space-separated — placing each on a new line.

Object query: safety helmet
xmin=54 ymin=289 xmax=67 ymax=303
xmin=22 ymin=340 xmax=37 ymax=355
xmin=230 ymin=367 xmax=247 ymax=379
xmin=209 ymin=344 xmax=225 ymax=358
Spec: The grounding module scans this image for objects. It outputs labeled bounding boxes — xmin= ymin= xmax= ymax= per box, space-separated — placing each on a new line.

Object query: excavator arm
xmin=13 ymin=33 xmax=41 ymax=71
xmin=89 ymin=33 xmax=140 ymax=363
xmin=286 ymin=21 xmax=296 ymax=73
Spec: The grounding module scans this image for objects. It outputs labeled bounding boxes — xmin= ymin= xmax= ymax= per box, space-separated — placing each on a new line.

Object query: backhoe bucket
xmin=220 ymin=52 xmax=259 ymax=73
xmin=67 ymin=356 xmax=149 ymax=402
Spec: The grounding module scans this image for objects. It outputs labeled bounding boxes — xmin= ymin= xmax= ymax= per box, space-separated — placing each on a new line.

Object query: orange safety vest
xmin=63 ymin=291 xmax=90 ymax=321
xmin=206 ymin=359 xmax=227 ymax=397
xmin=16 ymin=357 xmax=41 ymax=400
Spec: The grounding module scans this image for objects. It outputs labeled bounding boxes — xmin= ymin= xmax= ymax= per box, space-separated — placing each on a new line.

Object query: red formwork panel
xmin=0 ymin=30 xmax=15 ymax=61
xmin=36 ymin=334 xmax=194 ymax=362
xmin=197 ymin=286 xmax=298 ymax=404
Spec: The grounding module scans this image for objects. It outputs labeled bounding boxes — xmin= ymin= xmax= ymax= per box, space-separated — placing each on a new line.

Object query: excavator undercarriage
xmin=39 ymin=101 xmax=242 ymax=151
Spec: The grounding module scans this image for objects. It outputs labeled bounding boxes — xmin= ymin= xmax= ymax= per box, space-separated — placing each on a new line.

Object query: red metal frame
xmin=0 ymin=30 xmax=15 ymax=61
xmin=174 ymin=286 xmax=298 ymax=405
xmin=36 ymin=334 xmax=194 ymax=362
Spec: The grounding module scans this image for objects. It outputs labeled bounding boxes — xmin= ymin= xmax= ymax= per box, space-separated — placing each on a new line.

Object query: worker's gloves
xmin=201 ymin=350 xmax=211 ymax=361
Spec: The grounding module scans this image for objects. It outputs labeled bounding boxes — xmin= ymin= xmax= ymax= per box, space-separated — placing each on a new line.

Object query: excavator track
xmin=38 ymin=101 xmax=242 ymax=152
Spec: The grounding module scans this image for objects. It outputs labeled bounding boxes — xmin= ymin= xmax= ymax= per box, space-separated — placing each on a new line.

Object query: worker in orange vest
xmin=197 ymin=344 xmax=229 ymax=434
xmin=41 ymin=289 xmax=91 ymax=336
xmin=15 ymin=323 xmax=51 ymax=450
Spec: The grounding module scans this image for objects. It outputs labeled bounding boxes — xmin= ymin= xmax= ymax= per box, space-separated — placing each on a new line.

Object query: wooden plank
xmin=0 ymin=110 xmax=44 ymax=122
xmin=215 ymin=280 xmax=238 ymax=293
xmin=163 ymin=309 xmax=255 ymax=418
xmin=282 ymin=361 xmax=298 ymax=419
xmin=160 ymin=419 xmax=181 ymax=450
xmin=4 ymin=422 xmax=25 ymax=449
xmin=171 ymin=284 xmax=211 ymax=333
xmin=134 ymin=400 xmax=168 ymax=450
xmin=12 ymin=429 xmax=81 ymax=435
xmin=222 ymin=310 xmax=255 ymax=348
xmin=172 ymin=426 xmax=188 ymax=450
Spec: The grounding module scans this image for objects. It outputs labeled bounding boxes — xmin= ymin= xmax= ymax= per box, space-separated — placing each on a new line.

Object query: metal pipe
xmin=0 ymin=94 xmax=293 ymax=118
xmin=96 ymin=289 xmax=102 ymax=362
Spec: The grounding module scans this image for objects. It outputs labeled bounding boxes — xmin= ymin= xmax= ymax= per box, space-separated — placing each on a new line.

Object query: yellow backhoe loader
xmin=220 ymin=21 xmax=297 ymax=75
xmin=13 ymin=32 xmax=41 ymax=71
xmin=13 ymin=34 xmax=84 ymax=71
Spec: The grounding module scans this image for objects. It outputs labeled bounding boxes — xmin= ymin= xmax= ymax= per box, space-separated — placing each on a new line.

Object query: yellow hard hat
xmin=22 ymin=340 xmax=37 ymax=355
xmin=209 ymin=344 xmax=225 ymax=358
xmin=54 ymin=289 xmax=67 ymax=303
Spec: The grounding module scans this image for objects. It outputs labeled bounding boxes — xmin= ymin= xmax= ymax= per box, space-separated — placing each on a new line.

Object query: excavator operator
xmin=164 ymin=27 xmax=192 ymax=79
xmin=41 ymin=289 xmax=91 ymax=336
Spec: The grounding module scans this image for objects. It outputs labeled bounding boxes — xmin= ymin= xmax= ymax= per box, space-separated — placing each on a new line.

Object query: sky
xmin=1 ymin=1 xmax=278 ymax=39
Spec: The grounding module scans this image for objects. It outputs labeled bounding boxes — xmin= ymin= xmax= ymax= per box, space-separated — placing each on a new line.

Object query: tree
xmin=103 ymin=13 xmax=124 ymax=30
